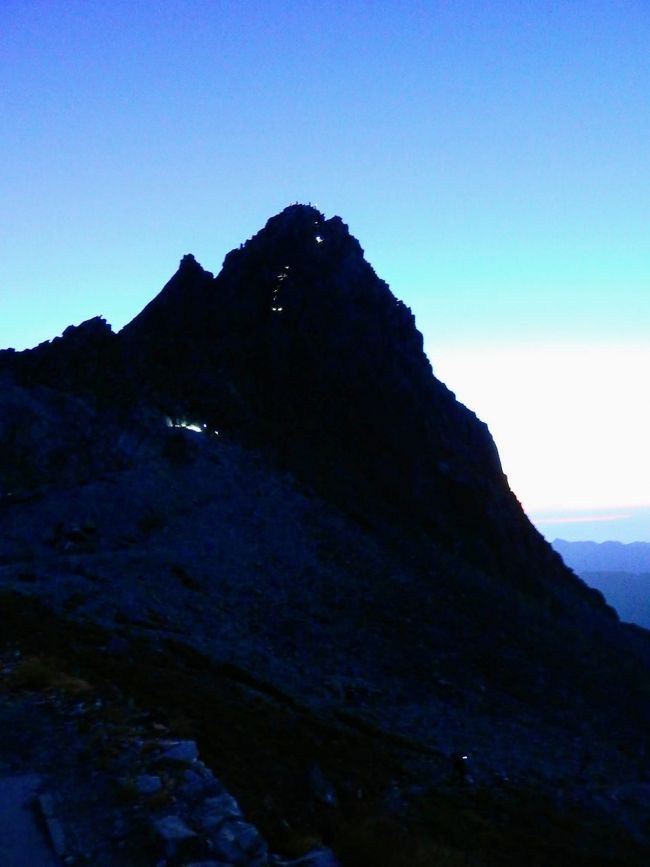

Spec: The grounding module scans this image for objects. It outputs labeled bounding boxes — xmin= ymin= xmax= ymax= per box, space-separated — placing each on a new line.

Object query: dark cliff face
xmin=120 ymin=204 xmax=575 ymax=598
xmin=1 ymin=205 xmax=595 ymax=605
xmin=123 ymin=207 xmax=502 ymax=497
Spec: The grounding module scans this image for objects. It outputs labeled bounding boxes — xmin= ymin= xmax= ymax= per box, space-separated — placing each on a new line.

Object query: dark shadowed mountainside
xmin=1 ymin=206 xmax=649 ymax=866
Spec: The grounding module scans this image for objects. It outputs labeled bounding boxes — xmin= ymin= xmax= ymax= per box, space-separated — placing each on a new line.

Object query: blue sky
xmin=1 ymin=1 xmax=649 ymax=535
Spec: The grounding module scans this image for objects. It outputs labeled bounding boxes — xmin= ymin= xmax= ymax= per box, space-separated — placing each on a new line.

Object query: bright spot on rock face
xmin=315 ymin=235 xmax=323 ymax=244
xmin=168 ymin=419 xmax=205 ymax=433
xmin=166 ymin=417 xmax=220 ymax=436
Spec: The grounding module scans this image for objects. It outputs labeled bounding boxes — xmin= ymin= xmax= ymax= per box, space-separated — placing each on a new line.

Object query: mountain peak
xmin=116 ymin=208 xmax=588 ymax=603
xmin=272 ymin=202 xmax=324 ymax=222
xmin=1 ymin=207 xmax=602 ymax=608
xmin=219 ymin=204 xmax=364 ymax=283
xmin=178 ymin=252 xmax=205 ymax=273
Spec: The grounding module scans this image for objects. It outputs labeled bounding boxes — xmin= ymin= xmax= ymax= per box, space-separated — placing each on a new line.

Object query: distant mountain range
xmin=553 ymin=539 xmax=650 ymax=628
xmin=553 ymin=539 xmax=650 ymax=573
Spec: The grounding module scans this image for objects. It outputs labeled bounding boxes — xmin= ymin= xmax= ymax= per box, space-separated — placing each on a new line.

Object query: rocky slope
xmin=1 ymin=206 xmax=649 ymax=865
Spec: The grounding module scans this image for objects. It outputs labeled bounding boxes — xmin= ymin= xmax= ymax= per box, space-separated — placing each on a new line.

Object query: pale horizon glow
xmin=531 ymin=513 xmax=632 ymax=526
xmin=431 ymin=342 xmax=650 ymax=514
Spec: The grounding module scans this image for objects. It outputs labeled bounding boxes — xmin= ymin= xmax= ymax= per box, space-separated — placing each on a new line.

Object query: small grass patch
xmin=8 ymin=655 xmax=91 ymax=694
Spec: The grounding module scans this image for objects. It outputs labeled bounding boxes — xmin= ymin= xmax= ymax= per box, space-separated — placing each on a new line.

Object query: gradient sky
xmin=2 ymin=1 xmax=649 ymax=537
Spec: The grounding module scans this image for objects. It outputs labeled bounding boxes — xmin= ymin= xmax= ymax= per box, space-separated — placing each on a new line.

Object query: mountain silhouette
xmin=1 ymin=206 xmax=649 ymax=865
xmin=7 ymin=204 xmax=589 ymax=602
